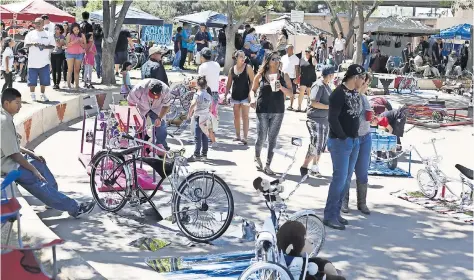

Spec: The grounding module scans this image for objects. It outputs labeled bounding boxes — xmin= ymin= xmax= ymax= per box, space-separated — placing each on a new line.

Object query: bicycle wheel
xmin=290 ymin=213 xmax=326 ymax=257
xmin=173 ymin=171 xmax=234 ymax=243
xmin=417 ymin=169 xmax=438 ymax=199
xmin=90 ymin=152 xmax=131 ymax=212
xmin=129 ymin=53 xmax=139 ymax=69
xmin=387 ymin=151 xmax=398 ymax=170
xmin=239 ymin=262 xmax=294 ymax=280
xmin=166 ymin=103 xmax=179 ymax=121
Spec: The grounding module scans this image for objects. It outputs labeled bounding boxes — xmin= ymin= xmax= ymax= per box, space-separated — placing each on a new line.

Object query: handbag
xmin=384 ymin=35 xmax=391 ymax=47
xmin=394 ymin=36 xmax=402 ymax=48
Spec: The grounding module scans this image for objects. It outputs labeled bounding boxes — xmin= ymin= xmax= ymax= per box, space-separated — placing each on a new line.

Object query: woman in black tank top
xmin=225 ymin=50 xmax=254 ymax=144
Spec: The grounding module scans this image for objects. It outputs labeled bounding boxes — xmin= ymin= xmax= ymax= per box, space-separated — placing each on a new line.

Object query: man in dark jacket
xmin=460 ymin=40 xmax=470 ymax=70
xmin=431 ymin=38 xmax=443 ymax=65
xmin=402 ymin=42 xmax=412 ymax=63
xmin=141 ymin=46 xmax=169 ymax=86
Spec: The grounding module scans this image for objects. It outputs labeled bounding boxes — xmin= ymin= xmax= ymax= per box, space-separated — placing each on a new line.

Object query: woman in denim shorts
xmin=65 ymin=23 xmax=85 ymax=90
xmin=225 ymin=50 xmax=255 ymax=145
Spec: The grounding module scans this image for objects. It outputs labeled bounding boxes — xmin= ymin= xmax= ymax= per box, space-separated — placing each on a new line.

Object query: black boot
xmin=341 ymin=188 xmax=349 ymax=213
xmin=357 ymin=181 xmax=371 ymax=215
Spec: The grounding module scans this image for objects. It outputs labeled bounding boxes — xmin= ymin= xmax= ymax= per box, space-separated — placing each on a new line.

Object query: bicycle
xmin=166 ymin=73 xmax=196 ymax=121
xmin=415 ymin=138 xmax=473 ymax=211
xmin=89 ymin=132 xmax=234 ymax=243
xmin=239 ymin=137 xmax=326 ymax=280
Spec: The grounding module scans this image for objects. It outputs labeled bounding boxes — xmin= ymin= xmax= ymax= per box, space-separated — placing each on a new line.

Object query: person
xmin=50 ymin=24 xmax=65 ymax=90
xmin=242 ymin=24 xmax=251 ymax=45
xmin=250 ymin=52 xmax=293 ymax=175
xmin=318 ymin=42 xmax=328 ymax=64
xmin=80 ymin=11 xmax=93 ymax=36
xmin=296 ymin=47 xmax=317 ymax=112
xmin=141 ymin=46 xmax=169 ymax=86
xmin=460 ymin=40 xmax=469 ymax=70
xmin=242 ymin=41 xmax=259 ymax=72
xmin=446 ymin=51 xmax=463 ymax=77
xmin=1 ymin=37 xmax=15 ymax=92
xmin=179 ymin=23 xmax=190 ymax=70
xmin=333 ymin=32 xmax=346 ymax=69
xmin=362 ymin=35 xmax=370 ymax=70
xmin=1 ymin=22 xmax=7 ymax=42
xmin=120 ymin=61 xmax=133 ymax=95
xmin=342 ymin=73 xmax=373 ymax=215
xmin=370 ymin=96 xmax=392 ymax=115
xmin=62 ymin=22 xmax=70 ymax=86
xmin=402 ymin=42 xmax=412 ymax=63
xmin=244 ymin=28 xmax=261 ymax=53
xmin=83 ymin=33 xmax=96 ymax=89
xmin=115 ymin=29 xmax=133 ymax=76
xmin=41 ymin=15 xmax=55 ymax=37
xmin=1 ymin=88 xmax=96 ymax=217
xmin=431 ymin=38 xmax=442 ymax=66
xmin=93 ymin=24 xmax=103 ymax=79
xmin=187 ymin=35 xmax=195 ymax=67
xmin=276 ymin=28 xmax=288 ymax=56
xmin=225 ymin=50 xmax=255 ymax=145
xmin=187 ymin=76 xmax=214 ymax=162
xmin=65 ymin=22 xmax=86 ymax=90
xmin=172 ymin=27 xmax=183 ymax=71
xmin=373 ymin=105 xmax=408 ymax=149
xmin=195 ymin=24 xmax=211 ymax=65
xmin=300 ymin=66 xmax=335 ymax=177
xmin=198 ymin=47 xmax=221 ymax=118
xmin=260 ymin=35 xmax=272 ymax=50
xmin=281 ymin=44 xmax=300 ymax=111
xmin=127 ymin=79 xmax=171 ymax=150
xmin=414 ymin=51 xmax=440 ymax=77
xmin=323 ymin=64 xmax=365 ymax=230
xmin=15 ymin=48 xmax=27 ymax=83
xmin=218 ymin=25 xmax=226 ymax=47
xmin=24 ymin=18 xmax=56 ymax=101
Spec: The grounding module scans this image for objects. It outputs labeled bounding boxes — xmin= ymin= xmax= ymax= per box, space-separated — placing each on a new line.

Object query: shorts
xmin=65 ymin=53 xmax=84 ymax=60
xmin=114 ymin=51 xmax=128 ymax=65
xmin=28 ymin=65 xmax=51 ymax=87
xmin=306 ymin=120 xmax=329 ymax=157
xmin=231 ymin=98 xmax=250 ymax=105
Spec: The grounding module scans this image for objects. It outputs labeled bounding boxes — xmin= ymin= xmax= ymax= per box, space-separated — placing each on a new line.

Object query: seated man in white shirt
xmin=280 ymin=44 xmax=300 ymax=110
xmin=445 ymin=51 xmax=463 ymax=77
xmin=413 ymin=52 xmax=440 ymax=77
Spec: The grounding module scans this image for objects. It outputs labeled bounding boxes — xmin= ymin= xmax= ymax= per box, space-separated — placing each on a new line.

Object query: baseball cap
xmin=148 ymin=82 xmax=163 ymax=99
xmin=41 ymin=14 xmax=49 ymax=20
xmin=305 ymin=47 xmax=312 ymax=52
xmin=342 ymin=64 xmax=365 ymax=82
xmin=321 ymin=65 xmax=336 ymax=77
xmin=201 ymin=47 xmax=212 ymax=59
xmin=148 ymin=46 xmax=164 ymax=56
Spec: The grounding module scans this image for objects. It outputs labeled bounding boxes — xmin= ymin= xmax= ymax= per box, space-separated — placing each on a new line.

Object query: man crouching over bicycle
xmin=127 ymin=78 xmax=172 ymax=151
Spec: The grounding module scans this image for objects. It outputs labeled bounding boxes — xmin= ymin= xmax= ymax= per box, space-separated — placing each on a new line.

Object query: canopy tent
xmin=434 ymin=23 xmax=471 ymax=40
xmin=90 ymin=6 xmax=163 ymax=26
xmin=254 ymin=16 xmax=330 ymax=36
xmin=174 ymin=11 xmax=229 ymax=28
xmin=1 ymin=0 xmax=75 ymax=23
xmin=0 ymin=5 xmax=13 ymax=20
xmin=365 ymin=16 xmax=439 ymax=36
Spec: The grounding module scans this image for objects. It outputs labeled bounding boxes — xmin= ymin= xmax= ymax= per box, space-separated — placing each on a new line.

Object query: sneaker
xmin=40 ymin=94 xmax=49 ymax=102
xmin=300 ymin=166 xmax=309 ymax=177
xmin=75 ymin=201 xmax=95 ymax=218
xmin=201 ymin=155 xmax=208 ymax=161
xmin=264 ymin=166 xmax=275 ymax=175
xmin=89 ymin=84 xmax=95 ymax=89
xmin=188 ymin=155 xmax=201 ymax=162
xmin=310 ymin=165 xmax=321 ymax=177
xmin=115 ymin=72 xmax=119 ymax=76
xmin=30 ymin=93 xmax=37 ymax=102
xmin=53 ymin=84 xmax=59 ymax=90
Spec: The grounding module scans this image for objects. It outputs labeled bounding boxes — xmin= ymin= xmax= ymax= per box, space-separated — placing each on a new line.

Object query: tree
xmin=102 ymin=0 xmax=132 ymax=85
xmin=353 ymin=0 xmax=381 ymax=64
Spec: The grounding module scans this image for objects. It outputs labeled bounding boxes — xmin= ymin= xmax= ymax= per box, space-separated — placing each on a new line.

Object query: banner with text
xmin=141 ymin=24 xmax=173 ymax=45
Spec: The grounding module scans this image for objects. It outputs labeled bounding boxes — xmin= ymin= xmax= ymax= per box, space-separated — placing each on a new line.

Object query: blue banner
xmin=141 ymin=24 xmax=173 ymax=45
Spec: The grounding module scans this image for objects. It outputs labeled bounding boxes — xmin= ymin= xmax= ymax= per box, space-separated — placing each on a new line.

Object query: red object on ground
xmin=1 ymin=0 xmax=75 ymax=23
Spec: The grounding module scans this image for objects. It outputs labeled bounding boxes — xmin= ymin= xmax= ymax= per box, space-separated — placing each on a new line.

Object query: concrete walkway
xmin=20 ymin=76 xmax=473 ymax=280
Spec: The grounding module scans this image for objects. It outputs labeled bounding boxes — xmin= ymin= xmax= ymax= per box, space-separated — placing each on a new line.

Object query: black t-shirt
xmin=328 ymin=84 xmax=360 ymax=139
xmin=381 ymin=108 xmax=407 ymax=137
xmin=80 ymin=21 xmax=93 ymax=35
xmin=218 ymin=29 xmax=226 ymax=46
xmin=116 ymin=30 xmax=131 ymax=52
xmin=256 ymin=72 xmax=286 ymax=114
xmin=174 ymin=33 xmax=182 ymax=53
xmin=1 ymin=30 xmax=7 ymax=39
xmin=195 ymin=31 xmax=210 ymax=52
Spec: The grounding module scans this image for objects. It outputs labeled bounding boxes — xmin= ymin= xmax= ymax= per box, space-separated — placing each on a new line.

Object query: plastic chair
xmin=1 ymin=170 xmax=65 ymax=280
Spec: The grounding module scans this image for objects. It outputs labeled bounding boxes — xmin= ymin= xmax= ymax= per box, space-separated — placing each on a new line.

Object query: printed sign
xmin=141 ymin=24 xmax=173 ymax=45
xmin=290 ymin=10 xmax=304 ymax=23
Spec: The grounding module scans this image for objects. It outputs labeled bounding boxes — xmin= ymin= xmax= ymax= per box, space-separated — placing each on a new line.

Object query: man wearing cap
xmin=195 ymin=24 xmax=212 ymax=64
xmin=127 ymin=79 xmax=172 ymax=150
xmin=280 ymin=44 xmax=300 ymax=110
xmin=141 ymin=46 xmax=169 ymax=86
xmin=198 ymin=47 xmax=221 ymax=115
xmin=323 ymin=64 xmax=365 ymax=230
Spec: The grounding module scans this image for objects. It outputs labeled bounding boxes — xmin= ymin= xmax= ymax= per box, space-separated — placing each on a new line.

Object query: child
xmin=187 ymin=76 xmax=215 ymax=162
xmin=1 ymin=37 xmax=15 ymax=92
xmin=16 ymin=48 xmax=27 ymax=82
xmin=83 ymin=33 xmax=97 ymax=89
xmin=187 ymin=35 xmax=196 ymax=66
xmin=120 ymin=61 xmax=133 ymax=95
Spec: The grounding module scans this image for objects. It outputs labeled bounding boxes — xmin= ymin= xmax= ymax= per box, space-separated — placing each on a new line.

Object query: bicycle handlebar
xmin=273 ymin=149 xmax=295 ymax=160
xmin=422 ymin=137 xmax=445 ymax=145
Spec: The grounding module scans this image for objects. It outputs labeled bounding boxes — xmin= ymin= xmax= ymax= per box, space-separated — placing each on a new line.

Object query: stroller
xmin=14 ymin=48 xmax=28 ymax=83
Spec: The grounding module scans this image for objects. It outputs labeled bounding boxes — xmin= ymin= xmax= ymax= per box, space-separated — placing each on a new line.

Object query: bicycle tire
xmin=90 ymin=152 xmax=131 ymax=212
xmin=129 ymin=53 xmax=139 ymax=69
xmin=166 ymin=104 xmax=179 ymax=121
xmin=289 ymin=213 xmax=326 ymax=257
xmin=238 ymin=261 xmax=294 ymax=280
xmin=417 ymin=169 xmax=438 ymax=199
xmin=173 ymin=171 xmax=234 ymax=243
xmin=387 ymin=151 xmax=398 ymax=170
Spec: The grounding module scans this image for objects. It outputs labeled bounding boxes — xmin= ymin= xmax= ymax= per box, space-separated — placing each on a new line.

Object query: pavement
xmin=5 ymin=69 xmax=474 ymax=279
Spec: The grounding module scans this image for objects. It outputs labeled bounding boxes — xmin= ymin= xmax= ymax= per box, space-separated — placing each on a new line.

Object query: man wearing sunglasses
xmin=127 ymin=79 xmax=172 ymax=151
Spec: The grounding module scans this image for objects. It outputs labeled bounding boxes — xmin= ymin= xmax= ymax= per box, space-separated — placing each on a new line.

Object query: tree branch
xmin=364 ymin=0 xmax=380 ymax=22
xmin=325 ymin=0 xmax=343 ymax=37
xmin=113 ymin=0 xmax=133 ymax=40
xmin=235 ymin=0 xmax=261 ymax=28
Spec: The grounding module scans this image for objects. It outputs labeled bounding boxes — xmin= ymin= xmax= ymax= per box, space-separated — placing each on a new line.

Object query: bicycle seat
xmin=455 ymin=164 xmax=473 ymax=180
xmin=141 ymin=157 xmax=173 ymax=178
xmin=110 ymin=146 xmax=142 ymax=156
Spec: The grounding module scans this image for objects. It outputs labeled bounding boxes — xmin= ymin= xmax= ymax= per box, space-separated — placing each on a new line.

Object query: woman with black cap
xmin=323 ymin=64 xmax=365 ymax=230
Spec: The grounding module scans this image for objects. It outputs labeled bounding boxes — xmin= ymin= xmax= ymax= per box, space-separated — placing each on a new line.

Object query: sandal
xmin=255 ymin=157 xmax=263 ymax=170
xmin=287 ymin=106 xmax=294 ymax=111
xmin=264 ymin=166 xmax=275 ymax=176
xmin=295 ymin=108 xmax=302 ymax=112
xmin=241 ymin=139 xmax=248 ymax=145
xmin=233 ymin=137 xmax=241 ymax=142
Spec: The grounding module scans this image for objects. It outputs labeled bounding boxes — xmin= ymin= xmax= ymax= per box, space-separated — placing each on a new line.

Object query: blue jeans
xmin=172 ymin=50 xmax=181 ymax=68
xmin=363 ymin=54 xmax=370 ymax=71
xmin=324 ymin=137 xmax=360 ymax=221
xmin=95 ymin=51 xmax=102 ymax=78
xmin=354 ymin=133 xmax=372 ymax=184
xmin=194 ymin=116 xmax=208 ymax=156
xmin=147 ymin=111 xmax=169 ymax=150
xmin=16 ymin=156 xmax=79 ymax=217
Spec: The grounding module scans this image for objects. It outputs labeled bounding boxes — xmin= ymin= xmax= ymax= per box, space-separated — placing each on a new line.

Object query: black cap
xmin=150 ymin=82 xmax=163 ymax=94
xmin=201 ymin=47 xmax=212 ymax=59
xmin=342 ymin=64 xmax=365 ymax=82
xmin=41 ymin=14 xmax=49 ymax=20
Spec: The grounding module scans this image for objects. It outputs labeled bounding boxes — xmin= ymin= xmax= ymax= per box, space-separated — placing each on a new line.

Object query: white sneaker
xmin=31 ymin=93 xmax=37 ymax=102
xmin=40 ymin=94 xmax=49 ymax=102
xmin=310 ymin=165 xmax=321 ymax=176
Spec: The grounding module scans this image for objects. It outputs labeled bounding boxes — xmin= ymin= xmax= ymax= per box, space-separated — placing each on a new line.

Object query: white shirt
xmin=1 ymin=47 xmax=13 ymax=71
xmin=281 ymin=54 xmax=299 ymax=79
xmin=198 ymin=61 xmax=221 ymax=92
xmin=334 ymin=38 xmax=346 ymax=52
xmin=24 ymin=29 xmax=55 ymax=68
xmin=43 ymin=22 xmax=55 ymax=37
xmin=414 ymin=55 xmax=424 ymax=67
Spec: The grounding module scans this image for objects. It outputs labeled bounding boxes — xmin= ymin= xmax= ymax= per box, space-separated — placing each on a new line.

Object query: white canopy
xmin=254 ymin=17 xmax=330 ymax=36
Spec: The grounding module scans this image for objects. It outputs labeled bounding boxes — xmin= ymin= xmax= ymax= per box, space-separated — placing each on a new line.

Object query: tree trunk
xmin=224 ymin=27 xmax=236 ymax=74
xmin=468 ymin=24 xmax=473 ymax=71
xmin=102 ymin=41 xmax=117 ymax=85
xmin=354 ymin=4 xmax=365 ymax=65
